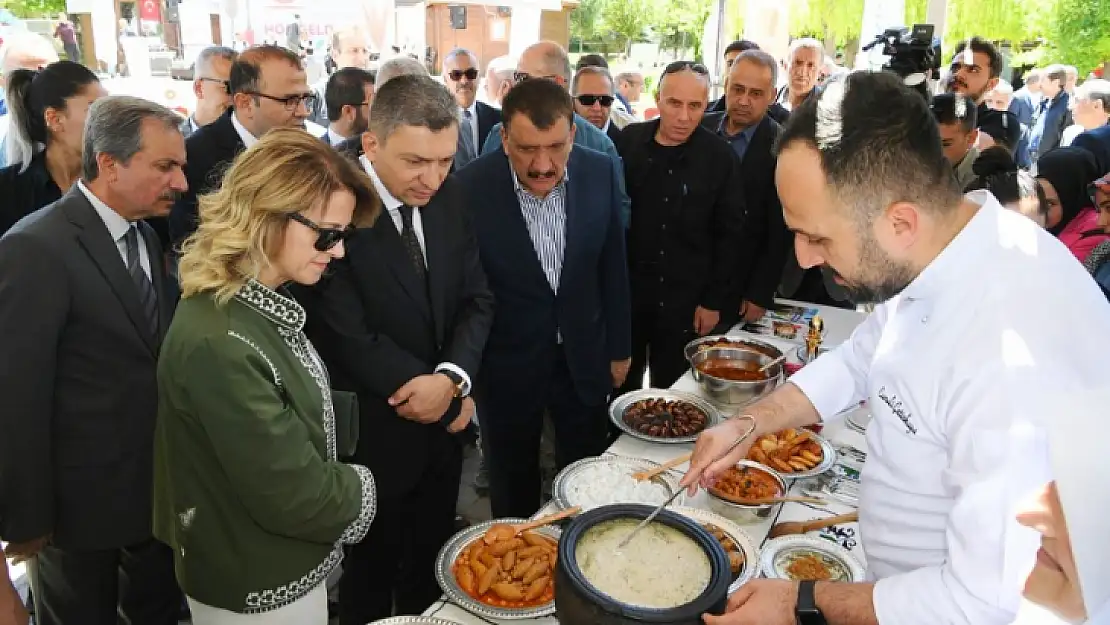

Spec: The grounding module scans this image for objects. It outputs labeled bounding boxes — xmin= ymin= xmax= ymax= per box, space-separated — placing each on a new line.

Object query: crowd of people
xmin=0 ymin=24 xmax=1107 ymax=625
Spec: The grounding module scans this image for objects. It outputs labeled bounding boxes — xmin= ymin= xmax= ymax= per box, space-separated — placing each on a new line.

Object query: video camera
xmin=862 ymin=24 xmax=941 ymax=100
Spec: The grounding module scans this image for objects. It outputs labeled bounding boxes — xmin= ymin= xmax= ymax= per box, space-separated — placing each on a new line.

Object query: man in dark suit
xmin=322 ymin=67 xmax=375 ymax=146
xmin=179 ymin=46 xmax=237 ymax=139
xmin=1028 ymin=64 xmax=1072 ymax=162
xmin=701 ymin=49 xmax=789 ymax=324
xmin=1073 ymin=124 xmax=1110 ymax=174
xmin=455 ymin=78 xmax=631 ymax=518
xmin=295 ymin=74 xmax=494 ymax=625
xmin=169 ymin=44 xmax=314 ymax=250
xmin=0 ymin=96 xmax=187 ymax=625
xmin=441 ymin=47 xmax=501 ymax=170
xmin=571 ymin=65 xmax=623 ymax=143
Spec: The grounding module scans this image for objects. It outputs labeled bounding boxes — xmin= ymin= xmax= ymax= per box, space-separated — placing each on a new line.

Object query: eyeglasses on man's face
xmin=448 ymin=68 xmax=479 ymax=81
xmin=575 ymin=94 xmax=614 ymax=107
xmin=248 ymin=91 xmax=318 ymax=112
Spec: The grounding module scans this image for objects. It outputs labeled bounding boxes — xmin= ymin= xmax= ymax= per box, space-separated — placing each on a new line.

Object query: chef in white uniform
xmin=686 ymin=70 xmax=1110 ymax=625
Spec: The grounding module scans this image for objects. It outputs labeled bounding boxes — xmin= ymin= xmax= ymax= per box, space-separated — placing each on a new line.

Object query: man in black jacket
xmin=441 ymin=47 xmax=501 ymax=170
xmin=616 ymin=61 xmax=744 ymax=392
xmin=702 ymin=49 xmax=789 ymax=323
xmin=295 ymin=74 xmax=494 ymax=625
xmin=169 ymin=45 xmax=313 ymax=249
xmin=0 ymin=96 xmax=185 ymax=625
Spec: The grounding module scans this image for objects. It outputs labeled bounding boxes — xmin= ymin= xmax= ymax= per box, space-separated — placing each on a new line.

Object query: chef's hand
xmin=390 ymin=374 xmax=455 ymax=423
xmin=680 ymin=418 xmax=757 ymax=496
xmin=447 ymin=397 xmax=475 ymax=433
xmin=693 ymin=306 xmax=720 ymax=335
xmin=739 ymin=300 xmax=766 ymax=323
xmin=0 ymin=582 xmax=29 ymax=625
xmin=702 ymin=580 xmax=797 ymax=625
xmin=610 ymin=358 xmax=632 ymax=387
xmin=4 ymin=535 xmax=49 ymax=565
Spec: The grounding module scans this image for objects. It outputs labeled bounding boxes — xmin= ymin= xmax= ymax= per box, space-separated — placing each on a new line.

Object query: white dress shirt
xmin=231 ymin=113 xmax=258 ymax=148
xmin=77 ymin=181 xmax=152 ymax=280
xmin=789 ymin=191 xmax=1110 ymax=625
xmin=358 ymin=155 xmax=471 ymax=394
xmin=326 ymin=127 xmax=348 ymax=146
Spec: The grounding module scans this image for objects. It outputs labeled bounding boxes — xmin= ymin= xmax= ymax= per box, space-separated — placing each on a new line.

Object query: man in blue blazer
xmin=455 ymin=78 xmax=632 ymax=518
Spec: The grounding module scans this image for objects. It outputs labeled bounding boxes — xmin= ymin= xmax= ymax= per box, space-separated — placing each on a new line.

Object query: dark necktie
xmin=124 ymin=224 xmax=159 ymax=337
xmin=398 ymin=205 xmax=426 ymax=280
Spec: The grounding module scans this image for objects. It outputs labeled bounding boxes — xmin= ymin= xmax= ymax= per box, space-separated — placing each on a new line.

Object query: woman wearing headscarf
xmin=965 ymin=146 xmax=1049 ymax=227
xmin=1014 ymin=387 xmax=1110 ymax=625
xmin=1081 ymin=174 xmax=1110 ymax=301
xmin=1035 ymin=147 xmax=1108 ymax=261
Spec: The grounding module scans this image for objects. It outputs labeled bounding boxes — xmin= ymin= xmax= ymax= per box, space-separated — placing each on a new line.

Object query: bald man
xmin=0 ymin=32 xmax=60 ymax=167
xmin=480 ymin=41 xmax=630 ymax=226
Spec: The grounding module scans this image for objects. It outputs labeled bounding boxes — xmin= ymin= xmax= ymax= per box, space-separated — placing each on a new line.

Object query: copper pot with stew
xmin=555 ymin=504 xmax=731 ymax=625
xmin=688 ymin=345 xmax=783 ymax=406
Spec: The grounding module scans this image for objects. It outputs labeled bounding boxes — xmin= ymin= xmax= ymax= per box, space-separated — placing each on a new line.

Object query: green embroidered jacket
xmin=152 ymin=280 xmax=376 ymax=613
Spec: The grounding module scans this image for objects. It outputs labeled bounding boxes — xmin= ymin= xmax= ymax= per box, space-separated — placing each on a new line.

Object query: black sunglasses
xmin=663 ymin=61 xmax=709 ymax=76
xmin=448 ymin=68 xmax=479 ymax=81
xmin=575 ymin=94 xmax=614 ymax=107
xmin=288 ymin=213 xmax=355 ymax=251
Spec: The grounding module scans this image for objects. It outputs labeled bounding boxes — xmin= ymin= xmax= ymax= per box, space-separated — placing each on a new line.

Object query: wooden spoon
xmin=758 ymin=354 xmax=787 ymax=372
xmin=767 ymin=511 xmax=859 ymax=539
xmin=708 ymin=487 xmax=826 ymax=506
xmin=631 ymin=452 xmax=693 ymax=482
xmin=482 ymin=506 xmax=582 ymax=544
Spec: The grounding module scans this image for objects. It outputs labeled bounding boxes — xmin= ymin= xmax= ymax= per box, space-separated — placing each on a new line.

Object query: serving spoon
xmin=616 ymin=415 xmax=757 ymax=550
xmin=482 ymin=506 xmax=582 ymax=544
xmin=767 ymin=511 xmax=859 ymax=539
xmin=631 ymin=452 xmax=693 ymax=482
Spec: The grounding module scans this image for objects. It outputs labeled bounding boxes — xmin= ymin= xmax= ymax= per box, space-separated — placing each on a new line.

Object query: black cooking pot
xmin=555 ymin=504 xmax=730 ymax=625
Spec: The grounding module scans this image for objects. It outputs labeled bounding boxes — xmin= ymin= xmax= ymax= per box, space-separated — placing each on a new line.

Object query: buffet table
xmin=422 ymin=301 xmax=868 ymax=624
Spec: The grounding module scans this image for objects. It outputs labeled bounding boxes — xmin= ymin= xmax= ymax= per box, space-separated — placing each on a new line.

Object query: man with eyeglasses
xmin=182 ymin=46 xmax=237 ymax=138
xmin=615 ymin=60 xmax=744 ymax=394
xmin=442 ymin=47 xmax=500 ymax=170
xmin=324 ymin=67 xmax=375 ymax=145
xmin=480 ymin=41 xmax=630 ymax=227
xmin=572 ymin=66 xmax=622 ymax=143
xmin=170 ymin=45 xmax=316 ymax=249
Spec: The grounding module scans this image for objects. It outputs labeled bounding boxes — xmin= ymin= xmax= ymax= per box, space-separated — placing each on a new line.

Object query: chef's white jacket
xmin=790 ymin=192 xmax=1110 ymax=625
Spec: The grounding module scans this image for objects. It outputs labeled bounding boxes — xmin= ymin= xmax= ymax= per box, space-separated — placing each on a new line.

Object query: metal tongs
xmin=616 ymin=414 xmax=758 ymax=549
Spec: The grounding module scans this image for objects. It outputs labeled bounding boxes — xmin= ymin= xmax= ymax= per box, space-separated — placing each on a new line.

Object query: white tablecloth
xmin=423 ymin=301 xmax=867 ymax=624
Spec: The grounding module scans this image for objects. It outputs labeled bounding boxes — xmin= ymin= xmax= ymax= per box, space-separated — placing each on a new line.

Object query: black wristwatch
xmin=439 ymin=369 xmax=468 ymax=398
xmin=795 ymin=580 xmax=827 ymax=625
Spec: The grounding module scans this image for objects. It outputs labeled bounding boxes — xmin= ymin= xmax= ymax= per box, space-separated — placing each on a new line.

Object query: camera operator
xmin=946 ymin=37 xmax=1022 ymax=156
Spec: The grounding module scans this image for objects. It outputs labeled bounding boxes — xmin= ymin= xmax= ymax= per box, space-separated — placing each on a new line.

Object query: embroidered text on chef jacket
xmin=789 ymin=191 xmax=1110 ymax=625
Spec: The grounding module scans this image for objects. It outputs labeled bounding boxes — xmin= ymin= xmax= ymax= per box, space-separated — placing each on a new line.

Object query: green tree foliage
xmin=600 ymin=0 xmax=657 ymax=54
xmin=1044 ymin=0 xmax=1110 ymax=73
xmin=1 ymin=0 xmax=66 ymax=18
xmin=788 ymin=0 xmax=865 ymax=47
xmin=570 ymin=0 xmax=607 ymax=44
xmin=654 ymin=0 xmax=714 ymax=61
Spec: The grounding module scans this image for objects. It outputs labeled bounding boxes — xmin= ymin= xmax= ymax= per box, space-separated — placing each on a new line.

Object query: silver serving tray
xmin=609 ymin=389 xmax=721 ymax=444
xmin=552 ymin=455 xmax=680 ymax=511
xmin=434 ymin=518 xmax=560 ymax=620
xmin=683 ymin=334 xmax=785 ymax=367
xmin=748 ymin=430 xmax=838 ymax=480
xmin=369 ymin=618 xmax=464 ymax=625
xmin=759 ymin=535 xmax=864 ymax=583
xmin=669 ymin=506 xmax=760 ymax=594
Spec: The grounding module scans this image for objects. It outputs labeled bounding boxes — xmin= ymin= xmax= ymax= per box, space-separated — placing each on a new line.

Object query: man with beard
xmin=442 ymin=48 xmax=500 ymax=170
xmin=309 ymin=26 xmax=371 ymax=125
xmin=0 ymin=96 xmax=188 ymax=625
xmin=615 ymin=61 xmax=743 ymax=392
xmin=169 ymin=45 xmax=314 ymax=248
xmin=946 ymin=37 xmax=1022 ymax=156
xmin=682 ymin=71 xmax=1110 ymax=625
xmin=323 ymin=67 xmax=375 ymax=145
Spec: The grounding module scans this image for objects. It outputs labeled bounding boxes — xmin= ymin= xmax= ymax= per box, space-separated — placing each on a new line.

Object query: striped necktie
xmin=123 ymin=225 xmax=159 ymax=337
